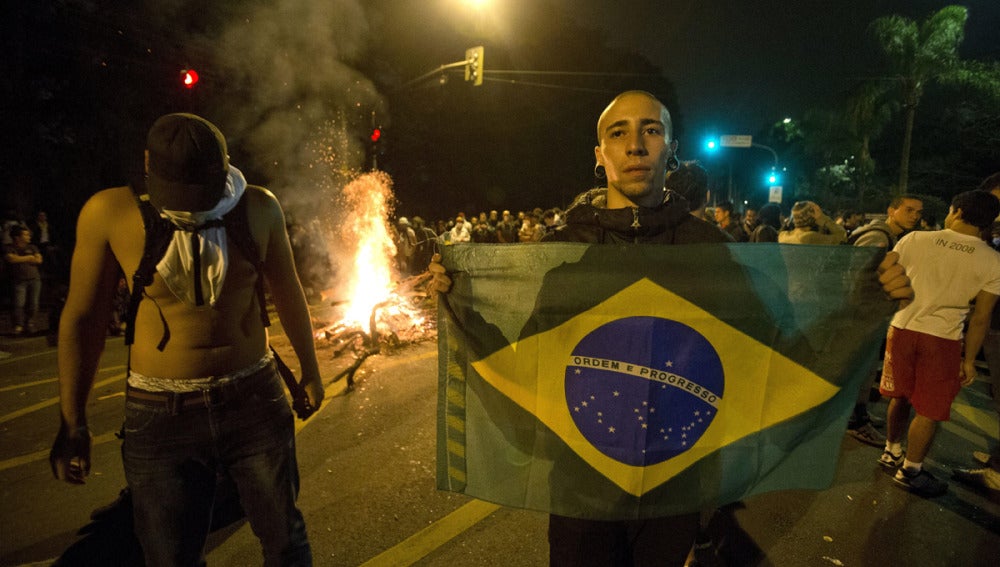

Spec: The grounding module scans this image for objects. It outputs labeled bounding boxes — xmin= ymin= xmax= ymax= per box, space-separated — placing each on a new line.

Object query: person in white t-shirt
xmin=878 ymin=190 xmax=1000 ymax=497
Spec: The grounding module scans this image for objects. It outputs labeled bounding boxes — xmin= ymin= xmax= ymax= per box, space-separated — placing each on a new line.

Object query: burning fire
xmin=316 ymin=171 xmax=434 ymax=368
xmin=337 ymin=171 xmax=399 ymax=325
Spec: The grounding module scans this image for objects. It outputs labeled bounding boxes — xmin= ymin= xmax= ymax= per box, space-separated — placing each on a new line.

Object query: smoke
xmin=142 ymin=0 xmax=396 ymax=299
xmin=209 ymin=0 xmax=386 ymax=206
xmin=189 ymin=0 xmax=393 ymax=292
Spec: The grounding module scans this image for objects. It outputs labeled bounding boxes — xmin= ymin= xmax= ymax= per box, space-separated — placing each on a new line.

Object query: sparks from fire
xmin=338 ymin=171 xmax=397 ymax=324
xmin=332 ymin=171 xmax=426 ymax=335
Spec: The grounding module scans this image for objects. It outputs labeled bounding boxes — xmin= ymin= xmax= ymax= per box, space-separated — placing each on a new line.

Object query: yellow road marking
xmin=946 ymin=398 xmax=998 ymax=445
xmin=0 ymin=367 xmax=126 ymax=425
xmin=4 ymin=347 xmax=488 ymax=566
xmin=0 ymin=431 xmax=120 ymax=473
xmin=358 ymin=500 xmax=501 ymax=567
xmin=0 ymin=347 xmax=59 ymax=365
xmin=0 ymin=377 xmax=58 ymax=393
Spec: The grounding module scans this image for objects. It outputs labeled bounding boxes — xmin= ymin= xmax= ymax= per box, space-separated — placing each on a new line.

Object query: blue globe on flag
xmin=565 ymin=316 xmax=725 ymax=466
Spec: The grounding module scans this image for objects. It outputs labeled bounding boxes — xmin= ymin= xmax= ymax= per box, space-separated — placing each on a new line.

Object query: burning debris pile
xmin=309 ymin=171 xmax=438 ymax=389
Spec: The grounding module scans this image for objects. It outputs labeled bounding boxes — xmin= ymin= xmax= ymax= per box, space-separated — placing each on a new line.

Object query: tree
xmin=843 ymin=80 xmax=897 ymax=208
xmin=870 ymin=5 xmax=988 ymax=194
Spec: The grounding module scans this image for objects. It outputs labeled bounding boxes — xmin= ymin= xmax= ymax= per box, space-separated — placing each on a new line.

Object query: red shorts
xmin=880 ymin=326 xmax=962 ymax=421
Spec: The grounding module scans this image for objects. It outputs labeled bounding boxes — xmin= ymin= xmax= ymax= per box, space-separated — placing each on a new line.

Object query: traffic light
xmin=368 ymin=125 xmax=384 ymax=171
xmin=766 ymin=170 xmax=780 ymax=186
xmin=180 ymin=68 xmax=199 ymax=89
xmin=704 ymin=137 xmax=719 ymax=152
xmin=465 ymin=46 xmax=484 ymax=86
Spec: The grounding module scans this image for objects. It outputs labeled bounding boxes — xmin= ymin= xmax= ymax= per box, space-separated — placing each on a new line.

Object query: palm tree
xmin=870 ymin=5 xmax=968 ymax=194
xmin=844 ymin=81 xmax=896 ymax=208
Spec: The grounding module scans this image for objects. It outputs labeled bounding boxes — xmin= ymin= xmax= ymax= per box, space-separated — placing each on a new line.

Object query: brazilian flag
xmin=436 ymin=243 xmax=895 ymax=520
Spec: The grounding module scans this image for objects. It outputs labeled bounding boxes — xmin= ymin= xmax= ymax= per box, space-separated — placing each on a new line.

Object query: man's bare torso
xmin=102 ymin=186 xmax=272 ymax=379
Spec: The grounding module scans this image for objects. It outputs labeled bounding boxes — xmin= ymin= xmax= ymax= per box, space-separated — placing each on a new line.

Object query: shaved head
xmin=597 ymin=90 xmax=673 ymax=142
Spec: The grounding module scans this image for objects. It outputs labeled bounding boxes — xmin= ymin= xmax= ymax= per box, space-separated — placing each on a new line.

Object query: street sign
xmin=769 ymin=186 xmax=783 ymax=203
xmin=720 ymin=135 xmax=753 ymax=148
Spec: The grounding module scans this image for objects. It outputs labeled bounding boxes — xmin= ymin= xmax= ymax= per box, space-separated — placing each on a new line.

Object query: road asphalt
xmin=2 ymin=308 xmax=998 ymax=566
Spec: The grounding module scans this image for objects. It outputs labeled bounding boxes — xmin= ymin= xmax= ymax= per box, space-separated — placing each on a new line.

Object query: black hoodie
xmin=544 ymin=188 xmax=732 ymax=245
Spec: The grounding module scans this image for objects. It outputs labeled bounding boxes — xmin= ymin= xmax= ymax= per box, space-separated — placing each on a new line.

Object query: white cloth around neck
xmin=155 ymin=165 xmax=247 ymax=307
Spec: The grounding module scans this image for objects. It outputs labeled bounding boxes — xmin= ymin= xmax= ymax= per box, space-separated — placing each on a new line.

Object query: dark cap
xmin=146 ymin=113 xmax=229 ymax=212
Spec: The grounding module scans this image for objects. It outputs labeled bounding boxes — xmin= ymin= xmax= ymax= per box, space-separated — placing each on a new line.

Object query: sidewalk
xmin=0 ymin=307 xmax=56 ymax=359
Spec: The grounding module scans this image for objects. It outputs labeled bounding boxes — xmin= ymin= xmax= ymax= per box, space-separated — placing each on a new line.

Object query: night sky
xmin=572 ymin=0 xmax=999 ymax=134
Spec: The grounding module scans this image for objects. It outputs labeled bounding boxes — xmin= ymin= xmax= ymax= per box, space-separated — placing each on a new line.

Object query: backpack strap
xmin=847 ymin=224 xmax=894 ymax=247
xmin=124 ymin=187 xmax=270 ymax=352
xmin=224 ymin=188 xmax=270 ymax=328
xmin=125 ymin=188 xmax=176 ymax=349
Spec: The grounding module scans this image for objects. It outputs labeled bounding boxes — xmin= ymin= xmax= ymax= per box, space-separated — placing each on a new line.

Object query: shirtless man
xmin=50 ymin=113 xmax=323 ymax=566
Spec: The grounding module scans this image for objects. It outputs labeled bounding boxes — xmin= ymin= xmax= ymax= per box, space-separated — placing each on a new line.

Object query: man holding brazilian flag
xmin=428 ymin=90 xmax=911 ymax=566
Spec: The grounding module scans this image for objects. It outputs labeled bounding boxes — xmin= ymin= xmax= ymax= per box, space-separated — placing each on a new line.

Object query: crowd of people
xmin=395 ymin=176 xmax=951 ymax=277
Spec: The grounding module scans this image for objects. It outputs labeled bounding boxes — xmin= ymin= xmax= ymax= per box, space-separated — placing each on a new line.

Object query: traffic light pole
xmin=751 ymin=143 xmax=778 ymax=168
xmin=395 ymin=47 xmax=485 ymax=91
xmin=396 ymin=61 xmax=469 ymax=91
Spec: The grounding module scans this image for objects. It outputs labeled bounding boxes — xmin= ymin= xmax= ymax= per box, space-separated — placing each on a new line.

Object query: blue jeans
xmin=12 ymin=277 xmax=41 ymax=327
xmin=122 ymin=363 xmax=311 ymax=566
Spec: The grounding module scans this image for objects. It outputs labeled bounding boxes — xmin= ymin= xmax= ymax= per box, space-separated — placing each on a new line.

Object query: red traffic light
xmin=370 ymin=128 xmax=382 ymax=143
xmin=181 ymin=69 xmax=199 ymax=88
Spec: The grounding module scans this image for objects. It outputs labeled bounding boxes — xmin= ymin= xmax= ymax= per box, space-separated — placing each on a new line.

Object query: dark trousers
xmin=122 ymin=364 xmax=311 ymax=566
xmin=548 ymin=512 xmax=700 ymax=567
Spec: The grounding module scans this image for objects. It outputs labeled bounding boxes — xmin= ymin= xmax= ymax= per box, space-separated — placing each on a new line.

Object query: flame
xmin=337 ymin=171 xmax=398 ymax=325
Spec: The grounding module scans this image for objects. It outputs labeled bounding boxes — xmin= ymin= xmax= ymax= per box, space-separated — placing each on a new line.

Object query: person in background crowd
xmin=471 ymin=216 xmax=496 ymax=243
xmin=30 ymin=210 xmax=51 ymax=247
xmin=664 ymin=161 xmax=713 ymax=222
xmin=742 ymin=205 xmax=759 ymax=236
xmin=519 ymin=212 xmax=545 ymax=242
xmin=845 ymin=195 xmax=925 ymax=447
xmin=396 ymin=217 xmax=418 ymax=275
xmin=750 ymin=203 xmax=782 ymax=243
xmin=4 ymin=225 xmax=43 ymax=335
xmin=836 ymin=209 xmax=865 ymax=238
xmin=496 ymin=210 xmax=520 ymax=243
xmin=410 ymin=216 xmax=438 ymax=273
xmin=778 ymin=201 xmax=847 ymax=245
xmin=449 ymin=216 xmax=471 ymax=243
xmin=713 ymin=201 xmax=747 ymax=242
xmin=2 ymin=208 xmax=25 ymax=246
xmin=542 ymin=208 xmax=563 ymax=235
xmin=849 ymin=195 xmax=923 ymax=247
xmin=877 ymin=190 xmax=1000 ymax=497
xmin=953 ymin=172 xmax=1000 ymax=494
